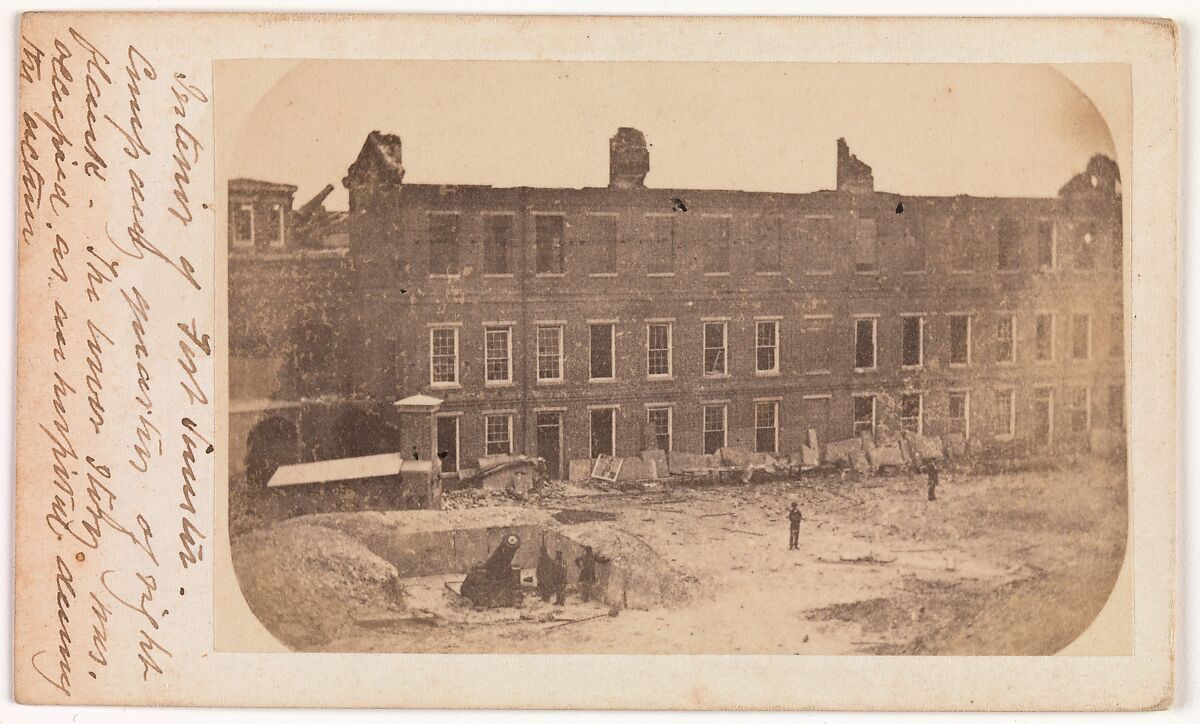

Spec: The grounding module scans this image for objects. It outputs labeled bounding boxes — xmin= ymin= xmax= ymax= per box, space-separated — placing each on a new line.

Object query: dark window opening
xmin=535 ymin=215 xmax=565 ymax=274
xmin=484 ymin=215 xmax=512 ymax=274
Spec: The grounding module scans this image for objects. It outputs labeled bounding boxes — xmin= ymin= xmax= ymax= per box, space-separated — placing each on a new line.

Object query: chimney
xmin=609 ymin=127 xmax=650 ymax=189
xmin=836 ymin=138 xmax=874 ymax=193
xmin=394 ymin=393 xmax=443 ymax=462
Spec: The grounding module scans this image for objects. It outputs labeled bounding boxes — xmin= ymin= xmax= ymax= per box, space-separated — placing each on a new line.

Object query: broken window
xmin=262 ymin=204 xmax=284 ymax=247
xmin=703 ymin=404 xmax=727 ymax=455
xmin=1067 ymin=387 xmax=1090 ymax=433
xmin=755 ymin=215 xmax=783 ymax=273
xmin=947 ymin=391 xmax=970 ymax=437
xmin=484 ymin=327 xmax=511 ymax=384
xmin=997 ymin=216 xmax=1019 ymax=271
xmin=484 ymin=414 xmax=512 ymax=456
xmin=232 ymin=205 xmax=254 ymax=247
xmin=993 ymin=388 xmax=1015 ymax=437
xmin=1035 ymin=313 xmax=1055 ymax=362
xmin=754 ymin=401 xmax=778 ymax=454
xmin=647 ymin=407 xmax=672 ymax=452
xmin=756 ymin=320 xmax=779 ymax=374
xmin=703 ymin=216 xmax=731 ymax=274
xmin=536 ymin=325 xmax=563 ymax=381
xmin=647 ymin=323 xmax=672 ymax=377
xmin=1037 ymin=219 xmax=1057 ymax=270
xmin=1110 ymin=313 xmax=1123 ymax=358
xmin=1108 ymin=384 xmax=1124 ymax=428
xmin=852 ymin=395 xmax=876 ymax=438
xmin=901 ymin=316 xmax=923 ymax=367
xmin=1077 ymin=223 xmax=1097 ymax=269
xmin=484 ymin=214 xmax=512 ymax=274
xmin=854 ymin=317 xmax=876 ymax=370
xmin=804 ymin=216 xmax=834 ymax=273
xmin=703 ymin=322 xmax=727 ymax=376
xmin=590 ymin=407 xmax=615 ymax=458
xmin=854 ymin=218 xmax=878 ymax=273
xmin=535 ymin=214 xmax=565 ymax=274
xmin=647 ymin=215 xmax=675 ymax=274
xmin=594 ymin=214 xmax=618 ymax=274
xmin=429 ymin=212 xmax=460 ymax=275
xmin=951 ymin=216 xmax=974 ymax=272
xmin=802 ymin=316 xmax=832 ymax=373
xmin=1071 ymin=314 xmax=1091 ymax=361
xmin=949 ymin=315 xmax=971 ymax=366
xmin=429 ymin=327 xmax=458 ymax=386
xmin=589 ymin=323 xmax=614 ymax=380
xmin=995 ymin=314 xmax=1016 ymax=364
xmin=900 ymin=393 xmax=923 ymax=434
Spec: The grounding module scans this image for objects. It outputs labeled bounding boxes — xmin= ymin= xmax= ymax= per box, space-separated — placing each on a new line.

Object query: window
xmin=951 ymin=216 xmax=974 ymax=272
xmin=429 ymin=212 xmax=460 ymax=275
xmin=1037 ymin=220 xmax=1057 ymax=270
xmin=590 ymin=407 xmax=615 ymax=458
xmin=232 ymin=205 xmax=254 ymax=247
xmin=900 ymin=393 xmax=923 ymax=434
xmin=1110 ymin=313 xmax=1123 ymax=358
xmin=703 ymin=322 xmax=727 ymax=376
xmin=852 ymin=395 xmax=876 ymax=438
xmin=593 ymin=214 xmax=618 ymax=274
xmin=536 ymin=325 xmax=564 ymax=381
xmin=901 ymin=316 xmax=924 ymax=367
xmin=949 ymin=315 xmax=971 ymax=366
xmin=484 ymin=414 xmax=512 ymax=456
xmin=995 ymin=314 xmax=1016 ymax=364
xmin=647 ymin=215 xmax=675 ymax=274
xmin=703 ymin=404 xmax=727 ymax=455
xmin=484 ymin=327 xmax=512 ymax=384
xmin=647 ymin=407 xmax=672 ymax=452
xmin=997 ymin=216 xmax=1019 ymax=270
xmin=902 ymin=214 xmax=925 ymax=272
xmin=756 ymin=320 xmax=779 ymax=374
xmin=1071 ymin=314 xmax=1091 ymax=361
xmin=1067 ymin=387 xmax=1091 ymax=433
xmin=703 ymin=216 xmax=731 ymax=274
xmin=1035 ymin=314 xmax=1055 ymax=362
xmin=802 ymin=315 xmax=832 ymax=373
xmin=589 ymin=323 xmax=614 ymax=380
xmin=947 ymin=391 xmax=970 ymax=438
xmin=854 ymin=218 xmax=878 ymax=273
xmin=261 ymin=204 xmax=284 ymax=247
xmin=484 ymin=214 xmax=512 ymax=274
xmin=1108 ymin=384 xmax=1124 ymax=428
xmin=803 ymin=216 xmax=834 ymax=273
xmin=535 ymin=214 xmax=564 ymax=274
xmin=754 ymin=401 xmax=779 ymax=454
xmin=429 ymin=327 xmax=458 ymax=386
xmin=994 ymin=388 xmax=1015 ymax=438
xmin=1077 ymin=224 xmax=1096 ymax=269
xmin=647 ymin=323 xmax=672 ymax=377
xmin=755 ymin=215 xmax=783 ymax=272
xmin=854 ymin=318 xmax=876 ymax=371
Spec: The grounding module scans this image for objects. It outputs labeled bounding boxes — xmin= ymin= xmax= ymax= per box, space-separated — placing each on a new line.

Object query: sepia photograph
xmin=218 ymin=60 xmax=1129 ymax=656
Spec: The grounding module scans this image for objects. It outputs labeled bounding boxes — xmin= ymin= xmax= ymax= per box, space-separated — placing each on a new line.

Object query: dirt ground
xmin=302 ymin=457 xmax=1126 ymax=655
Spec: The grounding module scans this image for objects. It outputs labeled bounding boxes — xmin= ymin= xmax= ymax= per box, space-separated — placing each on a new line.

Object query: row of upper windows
xmin=460 ymin=382 xmax=1121 ymax=463
xmin=426 ymin=312 xmax=1123 ymax=387
xmin=419 ymin=211 xmax=1119 ymax=278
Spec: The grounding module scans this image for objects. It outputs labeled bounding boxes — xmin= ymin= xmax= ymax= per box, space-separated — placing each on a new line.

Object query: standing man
xmin=553 ymin=550 xmax=569 ymax=605
xmin=923 ymin=459 xmax=940 ymax=501
xmin=787 ymin=502 xmax=803 ymax=550
xmin=536 ymin=541 xmax=556 ymax=602
xmin=575 ymin=546 xmax=598 ymax=603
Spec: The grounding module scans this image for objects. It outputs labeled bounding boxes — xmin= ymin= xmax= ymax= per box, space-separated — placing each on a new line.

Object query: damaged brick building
xmin=228 ymin=127 xmax=1125 ymax=485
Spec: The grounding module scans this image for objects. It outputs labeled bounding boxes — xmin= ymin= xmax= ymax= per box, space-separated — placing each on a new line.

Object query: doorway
xmin=436 ymin=415 xmax=459 ymax=474
xmin=535 ymin=411 xmax=563 ymax=480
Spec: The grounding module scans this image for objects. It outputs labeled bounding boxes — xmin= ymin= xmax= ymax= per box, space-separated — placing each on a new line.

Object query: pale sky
xmin=220 ymin=61 xmax=1119 ymax=210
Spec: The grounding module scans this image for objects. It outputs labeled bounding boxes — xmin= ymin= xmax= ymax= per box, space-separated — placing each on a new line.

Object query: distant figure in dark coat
xmin=923 ymin=460 xmax=939 ymax=501
xmin=536 ymin=542 xmax=556 ymax=602
xmin=553 ymin=551 xmax=568 ymax=605
xmin=787 ymin=502 xmax=803 ymax=550
xmin=575 ymin=546 xmax=606 ymax=602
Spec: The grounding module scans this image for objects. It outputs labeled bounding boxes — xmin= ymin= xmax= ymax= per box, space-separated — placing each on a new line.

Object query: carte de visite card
xmin=12 ymin=12 xmax=1178 ymax=710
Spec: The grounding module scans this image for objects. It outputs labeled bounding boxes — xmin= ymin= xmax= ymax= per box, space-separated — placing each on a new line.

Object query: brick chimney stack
xmin=609 ymin=127 xmax=650 ymax=189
